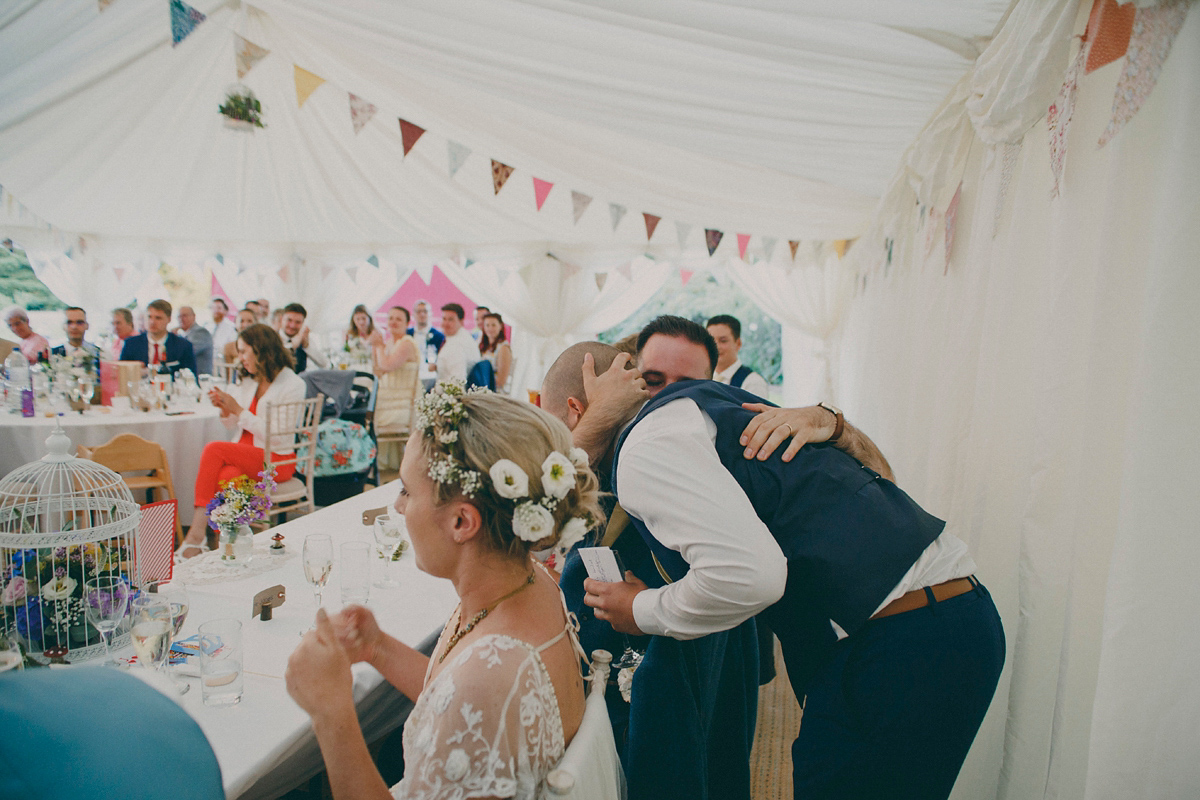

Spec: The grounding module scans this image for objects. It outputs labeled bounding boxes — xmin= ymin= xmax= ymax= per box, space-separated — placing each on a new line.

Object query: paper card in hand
xmin=578 ymin=547 xmax=626 ymax=582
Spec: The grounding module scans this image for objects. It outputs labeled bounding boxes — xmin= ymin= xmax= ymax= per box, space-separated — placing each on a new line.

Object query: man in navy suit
xmin=120 ymin=298 xmax=197 ymax=377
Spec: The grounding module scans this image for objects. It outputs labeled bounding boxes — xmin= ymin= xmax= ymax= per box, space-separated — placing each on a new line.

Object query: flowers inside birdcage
xmin=206 ymin=469 xmax=276 ymax=534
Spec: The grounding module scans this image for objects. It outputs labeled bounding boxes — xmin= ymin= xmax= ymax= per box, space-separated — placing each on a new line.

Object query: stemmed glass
xmin=83 ymin=577 xmax=130 ymax=665
xmin=372 ymin=514 xmax=407 ymax=589
xmin=302 ymin=534 xmax=334 ymax=632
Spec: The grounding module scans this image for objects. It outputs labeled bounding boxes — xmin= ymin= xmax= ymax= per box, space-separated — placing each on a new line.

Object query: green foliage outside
xmin=598 ymin=271 xmax=782 ymax=385
xmin=0 ymin=248 xmax=64 ymax=311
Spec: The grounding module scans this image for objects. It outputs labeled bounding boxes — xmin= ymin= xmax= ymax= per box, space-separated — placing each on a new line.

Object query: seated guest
xmin=51 ymin=306 xmax=102 ymax=369
xmin=370 ymin=306 xmax=419 ymax=469
xmin=706 ymin=313 xmax=770 ymax=399
xmin=255 ymin=297 xmax=271 ymax=322
xmin=270 ymin=308 xmax=284 ymax=330
xmin=432 ymin=303 xmax=477 ymax=385
xmin=177 ymin=323 xmax=306 ymax=558
xmin=4 ymin=307 xmax=49 ymax=363
xmin=279 ymin=303 xmax=327 ymax=373
xmin=478 ymin=312 xmax=513 ymax=393
xmin=472 ymin=304 xmax=490 ymax=341
xmin=407 ymin=299 xmax=444 ymax=390
xmin=244 ymin=299 xmax=263 ymax=321
xmin=344 ymin=304 xmax=375 ymax=360
xmin=222 ymin=308 xmax=258 ymax=366
xmin=175 ymin=305 xmax=213 ymax=375
xmin=120 ymin=299 xmax=197 ymax=377
xmin=208 ymin=297 xmax=237 ymax=356
xmin=110 ymin=307 xmax=136 ymax=360
xmin=286 ymin=388 xmax=597 ymax=799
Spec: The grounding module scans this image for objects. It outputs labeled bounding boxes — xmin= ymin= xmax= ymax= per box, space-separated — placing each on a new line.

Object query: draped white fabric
xmin=837 ymin=6 xmax=1200 ymax=799
xmin=438 ymin=251 xmax=671 ymax=397
xmin=23 ymin=242 xmax=166 ymax=325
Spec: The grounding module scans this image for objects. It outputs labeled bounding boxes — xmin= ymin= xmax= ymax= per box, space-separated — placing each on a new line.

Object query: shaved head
xmin=541 ymin=341 xmax=624 ymax=423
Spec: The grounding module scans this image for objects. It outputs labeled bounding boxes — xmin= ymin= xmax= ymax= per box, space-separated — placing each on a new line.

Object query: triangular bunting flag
xmin=214 ymin=253 xmax=224 ymax=265
xmin=98 ymin=0 xmax=115 ymax=11
xmin=234 ymin=34 xmax=270 ymax=79
xmin=399 ymin=119 xmax=425 ymax=156
xmin=170 ymin=0 xmax=206 ymax=47
xmin=761 ymin=236 xmax=777 ymax=260
xmin=294 ymin=66 xmax=325 ymax=108
xmin=609 ymin=204 xmax=626 ymax=232
xmin=491 ymin=160 xmax=514 ymax=195
xmin=571 ymin=191 xmax=592 ymax=224
xmin=1085 ymin=0 xmax=1136 ymax=74
xmin=1047 ymin=46 xmax=1085 ymax=197
xmin=788 ymin=240 xmax=799 ymax=260
xmin=278 ymin=265 xmax=290 ymax=283
xmin=348 ymin=93 xmax=377 ymax=134
xmin=447 ymin=141 xmax=471 ymax=177
xmin=1098 ymin=1 xmax=1190 ymax=147
xmin=833 ymin=239 xmax=849 ymax=259
xmin=616 ymin=262 xmax=633 ymax=281
xmin=680 ymin=269 xmax=695 ymax=286
xmin=463 ymin=258 xmax=476 ymax=269
xmin=704 ymin=229 xmax=723 ymax=256
xmin=643 ymin=213 xmax=661 ymax=241
xmin=561 ymin=262 xmax=581 ymax=279
xmin=675 ymin=222 xmax=692 ymax=249
xmin=944 ymin=183 xmax=962 ymax=274
xmin=113 ymin=267 xmax=126 ymax=281
xmin=736 ymin=233 xmax=750 ymax=260
xmin=366 ymin=254 xmax=379 ymax=268
xmin=594 ymin=272 xmax=608 ymax=291
xmin=532 ymin=178 xmax=554 ymax=211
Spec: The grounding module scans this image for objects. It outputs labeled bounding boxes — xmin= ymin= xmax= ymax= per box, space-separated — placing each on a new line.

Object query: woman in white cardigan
xmin=177 ymin=324 xmax=307 ymax=559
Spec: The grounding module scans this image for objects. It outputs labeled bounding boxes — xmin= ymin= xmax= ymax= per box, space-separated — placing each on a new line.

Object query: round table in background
xmin=0 ymin=404 xmax=229 ymax=506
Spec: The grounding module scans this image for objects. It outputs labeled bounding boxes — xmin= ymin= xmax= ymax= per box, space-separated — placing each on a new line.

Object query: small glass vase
xmin=218 ymin=525 xmax=254 ymax=565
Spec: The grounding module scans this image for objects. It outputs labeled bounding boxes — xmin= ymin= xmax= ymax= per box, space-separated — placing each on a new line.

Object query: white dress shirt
xmin=435 ymin=329 xmax=478 ymax=385
xmin=279 ymin=330 xmax=328 ymax=370
xmin=620 ymin=397 xmax=975 ymax=641
xmin=209 ymin=318 xmax=237 ymax=357
xmin=713 ymin=359 xmax=770 ymax=400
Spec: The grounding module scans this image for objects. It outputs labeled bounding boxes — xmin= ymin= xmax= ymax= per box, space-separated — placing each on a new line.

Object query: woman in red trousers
xmin=177 ymin=323 xmax=307 ymax=559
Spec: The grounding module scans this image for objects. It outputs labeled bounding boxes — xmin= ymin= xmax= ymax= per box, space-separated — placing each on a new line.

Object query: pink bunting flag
xmin=1047 ymin=45 xmax=1086 ymax=199
xmin=533 ymin=178 xmax=554 ymax=211
xmin=736 ymin=233 xmax=750 ymax=260
xmin=571 ymin=191 xmax=592 ymax=224
xmin=491 ymin=160 xmax=515 ymax=195
xmin=680 ymin=269 xmax=695 ymax=286
xmin=113 ymin=267 xmax=125 ymax=281
xmin=399 ymin=119 xmax=425 ymax=156
xmin=705 ymin=229 xmax=723 ymax=256
xmin=349 ymin=93 xmax=376 ymax=134
xmin=278 ymin=265 xmax=290 ymax=283
xmin=1098 ymin=0 xmax=1190 ymax=147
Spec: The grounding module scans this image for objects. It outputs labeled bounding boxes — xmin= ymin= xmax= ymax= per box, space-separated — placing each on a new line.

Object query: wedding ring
xmin=780 ymin=423 xmax=793 ymax=438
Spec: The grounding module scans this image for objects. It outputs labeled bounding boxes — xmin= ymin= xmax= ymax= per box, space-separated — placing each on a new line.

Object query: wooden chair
xmin=262 ymin=395 xmax=323 ymax=523
xmin=77 ymin=433 xmax=184 ymax=546
xmin=370 ymin=370 xmax=420 ymax=485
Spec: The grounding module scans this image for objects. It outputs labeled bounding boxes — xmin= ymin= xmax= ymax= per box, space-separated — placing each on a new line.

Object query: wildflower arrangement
xmin=206 ymin=468 xmax=276 ymax=535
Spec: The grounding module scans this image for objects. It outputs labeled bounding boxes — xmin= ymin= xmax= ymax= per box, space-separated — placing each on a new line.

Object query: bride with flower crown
xmin=286 ymin=384 xmax=604 ymax=799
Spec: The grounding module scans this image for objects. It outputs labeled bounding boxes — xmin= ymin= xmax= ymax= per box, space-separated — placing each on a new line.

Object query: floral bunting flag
xmin=169 ymin=0 xmax=206 ymax=47
xmin=594 ymin=272 xmax=608 ymax=291
xmin=1085 ymin=0 xmax=1136 ymax=74
xmin=399 ymin=119 xmax=425 ymax=156
xmin=348 ymin=94 xmax=377 ymax=134
xmin=1098 ymin=0 xmax=1190 ymax=148
xmin=234 ymin=34 xmax=270 ymax=79
xmin=788 ymin=240 xmax=799 ymax=260
xmin=447 ymin=141 xmax=471 ymax=177
xmin=704 ymin=229 xmax=723 ymax=256
xmin=760 ymin=236 xmax=777 ymax=260
xmin=532 ymin=178 xmax=554 ymax=211
xmin=571 ymin=191 xmax=592 ymax=224
xmin=294 ymin=66 xmax=325 ymax=108
xmin=675 ymin=222 xmax=692 ymax=250
xmin=1047 ymin=44 xmax=1086 ymax=199
xmin=680 ymin=269 xmax=695 ymax=286
xmin=736 ymin=233 xmax=750 ymax=260
xmin=608 ymin=204 xmax=627 ymax=232
xmin=944 ymin=183 xmax=962 ymax=274
xmin=643 ymin=213 xmax=661 ymax=241
xmin=491 ymin=160 xmax=514 ymax=194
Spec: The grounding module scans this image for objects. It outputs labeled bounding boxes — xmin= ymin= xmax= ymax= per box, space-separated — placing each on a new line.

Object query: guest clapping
xmin=478 ymin=312 xmax=513 ymax=393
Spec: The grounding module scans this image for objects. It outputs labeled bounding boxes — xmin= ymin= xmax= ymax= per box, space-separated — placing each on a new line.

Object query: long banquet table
xmin=171 ymin=481 xmax=459 ymax=799
xmin=0 ymin=405 xmax=228 ymax=503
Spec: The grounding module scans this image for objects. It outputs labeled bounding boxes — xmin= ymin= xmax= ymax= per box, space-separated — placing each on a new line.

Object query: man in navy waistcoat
xmin=553 ymin=317 xmax=1005 ymax=800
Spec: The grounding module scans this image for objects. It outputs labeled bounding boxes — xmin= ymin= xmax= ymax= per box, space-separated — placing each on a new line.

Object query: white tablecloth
xmin=0 ymin=405 xmax=228 ymax=507
xmin=173 ymin=482 xmax=459 ymax=799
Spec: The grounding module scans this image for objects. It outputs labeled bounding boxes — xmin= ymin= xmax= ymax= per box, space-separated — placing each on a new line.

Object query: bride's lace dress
xmin=390 ymin=632 xmax=570 ymax=799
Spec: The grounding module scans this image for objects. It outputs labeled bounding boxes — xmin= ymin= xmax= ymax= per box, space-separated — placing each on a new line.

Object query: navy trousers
xmin=792 ymin=582 xmax=1005 ymax=800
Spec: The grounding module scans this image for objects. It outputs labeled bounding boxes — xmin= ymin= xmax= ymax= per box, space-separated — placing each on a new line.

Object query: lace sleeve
xmin=391 ymin=635 xmax=565 ymax=800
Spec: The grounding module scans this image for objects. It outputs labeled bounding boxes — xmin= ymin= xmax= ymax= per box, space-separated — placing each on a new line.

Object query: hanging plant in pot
xmin=219 ymin=85 xmax=265 ymax=130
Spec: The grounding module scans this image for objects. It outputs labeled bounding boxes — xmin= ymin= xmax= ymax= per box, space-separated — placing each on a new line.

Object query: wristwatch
xmin=816 ymin=401 xmax=844 ymax=442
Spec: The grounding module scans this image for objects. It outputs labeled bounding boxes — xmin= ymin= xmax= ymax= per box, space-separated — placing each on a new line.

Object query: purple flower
xmin=54 ymin=566 xmax=66 ymax=579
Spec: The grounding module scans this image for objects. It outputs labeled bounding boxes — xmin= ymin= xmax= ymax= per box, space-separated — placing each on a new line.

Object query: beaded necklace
xmin=438 ymin=570 xmax=536 ymax=663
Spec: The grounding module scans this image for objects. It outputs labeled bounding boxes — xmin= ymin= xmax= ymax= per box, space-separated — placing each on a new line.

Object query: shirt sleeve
xmin=618 ymin=398 xmax=787 ymax=640
xmin=436 ymin=338 xmax=468 ymax=384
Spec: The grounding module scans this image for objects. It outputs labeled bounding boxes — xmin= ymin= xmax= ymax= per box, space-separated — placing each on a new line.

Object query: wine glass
xmin=129 ymin=595 xmax=172 ymax=673
xmin=155 ymin=581 xmax=192 ymax=694
xmin=372 ymin=514 xmax=407 ymax=589
xmin=302 ymin=534 xmax=334 ymax=632
xmin=83 ymin=577 xmax=130 ymax=665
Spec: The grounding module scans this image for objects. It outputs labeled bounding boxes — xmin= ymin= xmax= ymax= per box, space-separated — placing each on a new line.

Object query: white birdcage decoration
xmin=0 ymin=421 xmax=141 ymax=663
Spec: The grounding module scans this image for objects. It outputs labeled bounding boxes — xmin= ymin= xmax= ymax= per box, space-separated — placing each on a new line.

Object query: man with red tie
xmin=119 ymin=298 xmax=197 ymax=378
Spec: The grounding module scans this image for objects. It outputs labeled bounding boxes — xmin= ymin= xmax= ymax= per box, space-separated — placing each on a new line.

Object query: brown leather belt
xmin=870 ymin=576 xmax=978 ymax=621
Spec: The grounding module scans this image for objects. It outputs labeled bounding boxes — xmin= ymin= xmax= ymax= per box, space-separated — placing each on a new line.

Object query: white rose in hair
xmin=513 ymin=501 xmax=555 ymax=543
xmin=569 ymin=447 xmax=589 ymax=469
xmin=559 ymin=516 xmax=589 ymax=551
xmin=489 ymin=459 xmax=529 ymax=499
xmin=541 ymin=451 xmax=576 ymax=499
